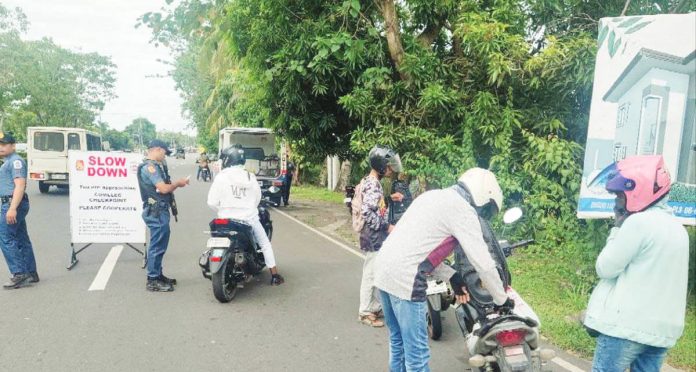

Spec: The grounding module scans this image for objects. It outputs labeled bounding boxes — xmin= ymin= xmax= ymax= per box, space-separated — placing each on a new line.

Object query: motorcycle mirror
xmin=502 ymin=207 xmax=523 ymax=224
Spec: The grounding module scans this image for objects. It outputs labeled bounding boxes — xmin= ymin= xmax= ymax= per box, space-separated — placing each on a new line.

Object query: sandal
xmin=359 ymin=313 xmax=384 ymax=327
xmin=374 ymin=310 xmax=384 ymax=319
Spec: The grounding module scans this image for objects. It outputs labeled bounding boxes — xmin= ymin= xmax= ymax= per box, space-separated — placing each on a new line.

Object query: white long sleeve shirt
xmin=207 ymin=166 xmax=261 ymax=220
xmin=374 ymin=188 xmax=507 ymax=304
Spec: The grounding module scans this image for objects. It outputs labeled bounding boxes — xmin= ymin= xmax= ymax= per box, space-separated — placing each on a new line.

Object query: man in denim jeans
xmin=585 ymin=155 xmax=689 ymax=371
xmin=0 ymin=132 xmax=38 ymax=289
xmin=374 ymin=168 xmax=512 ymax=371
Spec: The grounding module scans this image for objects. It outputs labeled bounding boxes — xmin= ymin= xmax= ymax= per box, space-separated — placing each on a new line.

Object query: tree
xmin=125 ymin=117 xmax=157 ymax=147
xmin=103 ymin=129 xmax=133 ymax=151
xmin=142 ymin=0 xmax=695 ymax=246
xmin=0 ymin=4 xmax=117 ymax=140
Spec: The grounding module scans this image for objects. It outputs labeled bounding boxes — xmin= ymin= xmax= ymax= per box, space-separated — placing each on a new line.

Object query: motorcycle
xmin=199 ymin=165 xmax=212 ymax=182
xmin=452 ymin=207 xmax=555 ymax=371
xmin=425 ymin=273 xmax=453 ymax=340
xmin=199 ymin=196 xmax=277 ymax=303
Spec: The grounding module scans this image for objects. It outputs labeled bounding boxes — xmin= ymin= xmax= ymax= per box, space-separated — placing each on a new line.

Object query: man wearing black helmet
xmin=207 ymin=145 xmax=284 ymax=285
xmin=357 ymin=145 xmax=404 ymax=327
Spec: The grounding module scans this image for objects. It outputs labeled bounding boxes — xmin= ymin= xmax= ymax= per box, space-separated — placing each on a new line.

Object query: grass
xmin=291 ymin=185 xmax=696 ymax=369
xmin=291 ymin=185 xmax=346 ymax=204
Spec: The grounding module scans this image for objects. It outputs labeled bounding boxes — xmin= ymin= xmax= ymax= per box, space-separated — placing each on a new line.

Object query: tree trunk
xmin=376 ymin=0 xmax=409 ymax=81
xmin=294 ymin=164 xmax=302 ymax=186
xmin=333 ymin=159 xmax=352 ymax=192
xmin=318 ymin=162 xmax=328 ymax=187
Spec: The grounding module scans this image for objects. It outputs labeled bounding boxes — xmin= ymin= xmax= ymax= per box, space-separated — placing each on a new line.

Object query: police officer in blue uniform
xmin=0 ymin=132 xmax=38 ymax=289
xmin=138 ymin=140 xmax=189 ymax=292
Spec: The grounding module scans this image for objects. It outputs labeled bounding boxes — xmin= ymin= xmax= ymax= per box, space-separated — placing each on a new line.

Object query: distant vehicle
xmin=175 ymin=148 xmax=185 ymax=159
xmin=218 ymin=127 xmax=286 ymax=206
xmin=27 ymin=127 xmax=102 ymax=193
xmin=16 ymin=143 xmax=28 ymax=153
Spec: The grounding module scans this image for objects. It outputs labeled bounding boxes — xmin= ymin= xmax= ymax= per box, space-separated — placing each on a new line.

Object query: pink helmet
xmin=604 ymin=155 xmax=671 ymax=213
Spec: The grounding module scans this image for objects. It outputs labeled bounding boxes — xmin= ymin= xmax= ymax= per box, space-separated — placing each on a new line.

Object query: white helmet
xmin=458 ymin=168 xmax=503 ymax=213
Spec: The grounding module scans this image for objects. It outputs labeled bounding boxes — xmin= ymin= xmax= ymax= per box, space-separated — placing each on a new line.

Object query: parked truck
xmin=217 ymin=127 xmax=287 ymax=206
xmin=27 ymin=127 xmax=102 ymax=193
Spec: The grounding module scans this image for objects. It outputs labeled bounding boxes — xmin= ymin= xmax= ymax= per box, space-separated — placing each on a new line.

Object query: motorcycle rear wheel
xmin=212 ymin=259 xmax=238 ymax=303
xmin=427 ymin=301 xmax=442 ymax=340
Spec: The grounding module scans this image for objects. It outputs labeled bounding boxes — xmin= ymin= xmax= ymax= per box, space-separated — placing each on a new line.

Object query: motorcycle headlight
xmin=269 ymin=186 xmax=280 ymax=194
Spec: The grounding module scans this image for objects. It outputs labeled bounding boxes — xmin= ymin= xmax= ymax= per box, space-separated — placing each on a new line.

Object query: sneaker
xmin=146 ymin=278 xmax=174 ymax=292
xmin=158 ymin=274 xmax=177 ymax=286
xmin=270 ymin=273 xmax=285 ymax=286
xmin=29 ymin=272 xmax=40 ymax=283
xmin=3 ymin=274 xmax=30 ymax=289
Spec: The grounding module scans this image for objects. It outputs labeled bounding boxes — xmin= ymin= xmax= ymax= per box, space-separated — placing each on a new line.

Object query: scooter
xmin=452 ymin=208 xmax=555 ymax=371
xmin=199 ymin=165 xmax=212 ymax=182
xmin=199 ymin=197 xmax=276 ymax=303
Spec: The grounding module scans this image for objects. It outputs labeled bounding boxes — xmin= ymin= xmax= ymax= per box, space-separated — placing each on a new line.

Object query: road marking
xmin=273 ymin=207 xmax=588 ymax=372
xmin=271 ymin=207 xmax=365 ymax=259
xmin=88 ymin=245 xmax=124 ymax=291
xmin=552 ymin=357 xmax=587 ymax=372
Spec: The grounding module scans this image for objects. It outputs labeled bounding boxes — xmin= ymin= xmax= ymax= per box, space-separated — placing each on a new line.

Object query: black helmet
xmin=369 ymin=145 xmax=402 ymax=176
xmin=221 ymin=145 xmax=246 ymax=168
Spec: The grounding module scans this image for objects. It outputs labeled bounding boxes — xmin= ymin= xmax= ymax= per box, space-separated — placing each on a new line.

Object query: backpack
xmin=351 ymin=179 xmax=366 ymax=232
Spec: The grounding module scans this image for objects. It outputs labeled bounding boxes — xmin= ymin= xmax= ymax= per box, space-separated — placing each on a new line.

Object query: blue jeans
xmin=0 ymin=199 xmax=37 ymax=275
xmin=592 ymin=334 xmax=667 ymax=372
xmin=379 ymin=290 xmax=430 ymax=372
xmin=142 ymin=205 xmax=171 ymax=279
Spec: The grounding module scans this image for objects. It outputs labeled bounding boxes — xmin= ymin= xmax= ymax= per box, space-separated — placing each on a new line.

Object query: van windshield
xmin=33 ymin=132 xmax=65 ymax=152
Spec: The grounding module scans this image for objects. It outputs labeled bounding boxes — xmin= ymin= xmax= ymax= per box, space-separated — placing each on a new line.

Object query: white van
xmin=27 ymin=127 xmax=102 ymax=193
xmin=217 ymin=127 xmax=287 ymax=205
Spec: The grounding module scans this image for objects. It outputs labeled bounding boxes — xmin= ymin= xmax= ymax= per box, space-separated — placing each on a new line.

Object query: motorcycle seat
xmin=210 ymin=219 xmax=255 ymax=246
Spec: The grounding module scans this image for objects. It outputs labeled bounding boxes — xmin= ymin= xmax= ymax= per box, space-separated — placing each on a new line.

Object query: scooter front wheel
xmin=427 ymin=301 xmax=442 ymax=340
xmin=212 ymin=259 xmax=238 ymax=303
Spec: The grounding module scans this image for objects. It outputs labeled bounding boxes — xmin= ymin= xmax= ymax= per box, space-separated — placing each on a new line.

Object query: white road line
xmin=271 ymin=207 xmax=365 ymax=259
xmin=274 ymin=207 xmax=588 ymax=372
xmin=552 ymin=357 xmax=587 ymax=372
xmin=88 ymin=245 xmax=124 ymax=291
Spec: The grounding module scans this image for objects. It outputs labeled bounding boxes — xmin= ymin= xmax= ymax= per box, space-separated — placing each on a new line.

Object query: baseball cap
xmin=0 ymin=132 xmax=17 ymax=144
xmin=148 ymin=139 xmax=172 ymax=155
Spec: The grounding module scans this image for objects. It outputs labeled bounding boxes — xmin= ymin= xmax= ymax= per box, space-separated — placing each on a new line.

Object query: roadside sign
xmin=578 ymin=13 xmax=696 ymax=225
xmin=68 ymin=151 xmax=147 ymax=243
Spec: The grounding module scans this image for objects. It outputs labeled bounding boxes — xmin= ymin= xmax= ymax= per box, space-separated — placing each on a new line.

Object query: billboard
xmin=578 ymin=13 xmax=696 ymax=225
xmin=69 ymin=151 xmax=147 ymax=243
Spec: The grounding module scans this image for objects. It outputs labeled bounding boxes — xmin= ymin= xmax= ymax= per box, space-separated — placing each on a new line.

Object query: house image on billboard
xmin=604 ymin=48 xmax=696 ymax=185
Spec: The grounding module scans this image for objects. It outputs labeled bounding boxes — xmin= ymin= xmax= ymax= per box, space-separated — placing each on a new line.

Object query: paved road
xmin=0 ymin=158 xmax=591 ymax=372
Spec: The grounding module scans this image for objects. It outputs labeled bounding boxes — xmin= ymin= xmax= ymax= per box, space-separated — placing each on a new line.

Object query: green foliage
xmin=671 ymin=183 xmax=696 ymax=204
xmin=125 ymin=117 xmax=157 ymax=147
xmin=102 ymin=129 xmax=133 ymax=151
xmin=0 ymin=4 xmax=116 ymax=140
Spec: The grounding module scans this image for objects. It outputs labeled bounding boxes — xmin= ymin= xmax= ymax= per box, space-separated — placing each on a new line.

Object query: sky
xmin=4 ymin=0 xmax=193 ymax=134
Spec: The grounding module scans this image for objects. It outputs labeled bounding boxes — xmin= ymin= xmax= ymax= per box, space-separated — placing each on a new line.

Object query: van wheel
xmin=39 ymin=181 xmax=50 ymax=194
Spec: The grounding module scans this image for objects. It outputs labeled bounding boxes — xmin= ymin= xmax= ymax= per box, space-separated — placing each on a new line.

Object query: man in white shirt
xmin=207 ymin=145 xmax=284 ymax=285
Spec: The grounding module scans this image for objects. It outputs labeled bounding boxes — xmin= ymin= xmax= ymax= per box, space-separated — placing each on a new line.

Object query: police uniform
xmin=137 ymin=158 xmax=173 ymax=284
xmin=0 ymin=132 xmax=38 ymax=288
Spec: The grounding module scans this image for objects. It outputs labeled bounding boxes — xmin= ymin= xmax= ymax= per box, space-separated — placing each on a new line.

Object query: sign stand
xmin=66 ymin=150 xmax=149 ymax=270
xmin=67 ymin=243 xmax=147 ymax=270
